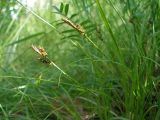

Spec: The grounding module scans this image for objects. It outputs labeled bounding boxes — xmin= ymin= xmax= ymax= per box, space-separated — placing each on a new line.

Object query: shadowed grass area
xmin=0 ymin=0 xmax=160 ymax=119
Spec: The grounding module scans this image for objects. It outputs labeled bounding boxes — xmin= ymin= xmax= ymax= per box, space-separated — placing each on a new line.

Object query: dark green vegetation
xmin=0 ymin=0 xmax=160 ymax=119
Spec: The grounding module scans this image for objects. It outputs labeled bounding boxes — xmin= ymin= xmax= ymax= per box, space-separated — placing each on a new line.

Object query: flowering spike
xmin=61 ymin=18 xmax=85 ymax=35
xmin=31 ymin=44 xmax=51 ymax=65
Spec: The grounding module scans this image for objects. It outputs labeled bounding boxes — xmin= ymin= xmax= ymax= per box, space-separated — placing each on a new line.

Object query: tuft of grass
xmin=0 ymin=0 xmax=160 ymax=120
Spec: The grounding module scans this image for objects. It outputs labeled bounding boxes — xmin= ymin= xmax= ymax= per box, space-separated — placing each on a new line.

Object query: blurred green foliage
xmin=0 ymin=0 xmax=160 ymax=120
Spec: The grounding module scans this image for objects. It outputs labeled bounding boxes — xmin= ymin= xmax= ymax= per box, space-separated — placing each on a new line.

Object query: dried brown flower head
xmin=61 ymin=17 xmax=85 ymax=35
xmin=31 ymin=44 xmax=51 ymax=65
xmin=31 ymin=44 xmax=48 ymax=57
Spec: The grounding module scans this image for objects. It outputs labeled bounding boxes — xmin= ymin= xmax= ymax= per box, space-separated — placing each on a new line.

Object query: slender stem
xmin=16 ymin=0 xmax=56 ymax=30
xmin=50 ymin=62 xmax=67 ymax=75
xmin=50 ymin=61 xmax=78 ymax=85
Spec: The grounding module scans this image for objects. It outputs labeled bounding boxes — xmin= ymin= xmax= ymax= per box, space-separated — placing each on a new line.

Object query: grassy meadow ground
xmin=0 ymin=0 xmax=160 ymax=120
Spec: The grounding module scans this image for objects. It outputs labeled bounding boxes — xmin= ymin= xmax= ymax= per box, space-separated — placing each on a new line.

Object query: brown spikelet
xmin=31 ymin=44 xmax=48 ymax=57
xmin=31 ymin=44 xmax=51 ymax=65
xmin=61 ymin=18 xmax=85 ymax=35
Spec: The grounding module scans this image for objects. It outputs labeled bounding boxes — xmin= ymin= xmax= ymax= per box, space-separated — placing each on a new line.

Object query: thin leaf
xmin=96 ymin=0 xmax=121 ymax=57
xmin=61 ymin=29 xmax=77 ymax=34
xmin=52 ymin=11 xmax=63 ymax=16
xmin=7 ymin=32 xmax=45 ymax=46
xmin=52 ymin=6 xmax=60 ymax=12
xmin=69 ymin=13 xmax=78 ymax=20
xmin=56 ymin=21 xmax=65 ymax=26
xmin=61 ymin=34 xmax=80 ymax=40
xmin=60 ymin=2 xmax=64 ymax=13
xmin=65 ymin=4 xmax=69 ymax=16
xmin=80 ymin=19 xmax=91 ymax=26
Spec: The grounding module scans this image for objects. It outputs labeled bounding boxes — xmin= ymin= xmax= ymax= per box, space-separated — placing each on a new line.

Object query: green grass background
xmin=0 ymin=0 xmax=160 ymax=119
